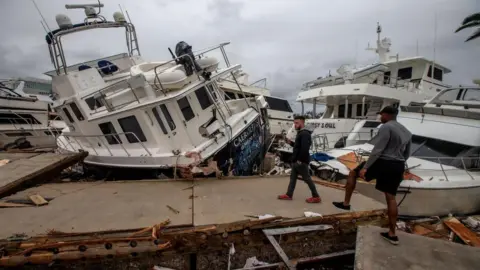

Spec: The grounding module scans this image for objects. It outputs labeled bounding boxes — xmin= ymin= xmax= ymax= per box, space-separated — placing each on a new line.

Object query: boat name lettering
xmin=310 ymin=123 xmax=336 ymax=129
xmin=233 ymin=123 xmax=256 ymax=147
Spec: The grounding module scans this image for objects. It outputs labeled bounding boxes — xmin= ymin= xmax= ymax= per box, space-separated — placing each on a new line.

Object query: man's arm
xmin=290 ymin=137 xmax=299 ymax=162
xmin=299 ymin=132 xmax=311 ymax=158
xmin=364 ymin=125 xmax=391 ymax=169
xmin=403 ymin=139 xmax=412 ymax=161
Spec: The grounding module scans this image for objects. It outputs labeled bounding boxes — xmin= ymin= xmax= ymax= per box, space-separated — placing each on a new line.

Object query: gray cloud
xmin=0 ymin=0 xmax=478 ymax=113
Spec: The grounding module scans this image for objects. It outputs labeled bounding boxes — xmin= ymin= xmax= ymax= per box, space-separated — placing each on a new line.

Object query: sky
xmin=1 ymin=0 xmax=479 ymax=113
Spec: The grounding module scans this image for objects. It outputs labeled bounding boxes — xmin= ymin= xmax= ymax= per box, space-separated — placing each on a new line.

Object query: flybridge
xmin=42 ymin=1 xmax=140 ymax=75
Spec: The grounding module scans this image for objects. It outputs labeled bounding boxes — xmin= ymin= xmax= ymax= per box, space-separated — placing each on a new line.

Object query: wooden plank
xmin=444 ymin=218 xmax=480 ymax=247
xmin=28 ymin=194 xmax=49 ymax=206
xmin=0 ymin=201 xmax=31 ymax=208
xmin=0 ymin=151 xmax=88 ymax=198
xmin=311 ymin=177 xmax=358 ymax=193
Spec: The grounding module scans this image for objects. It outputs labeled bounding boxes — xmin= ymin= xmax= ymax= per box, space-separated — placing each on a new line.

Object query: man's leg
xmin=385 ymin=192 xmax=398 ymax=236
xmin=278 ymin=163 xmax=298 ymax=200
xmin=297 ymin=163 xmax=320 ymax=201
xmin=332 ymin=169 xmax=358 ymax=210
xmin=344 ymin=170 xmax=357 ymax=205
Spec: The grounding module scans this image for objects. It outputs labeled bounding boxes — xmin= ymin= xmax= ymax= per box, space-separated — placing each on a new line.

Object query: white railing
xmin=310 ymin=131 xmax=379 ymax=153
xmin=334 ymin=147 xmax=479 ymax=182
xmin=58 ymin=132 xmax=152 ymax=157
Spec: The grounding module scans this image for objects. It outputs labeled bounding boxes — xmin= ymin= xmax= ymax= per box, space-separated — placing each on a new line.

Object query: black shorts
xmin=354 ymin=159 xmax=405 ymax=195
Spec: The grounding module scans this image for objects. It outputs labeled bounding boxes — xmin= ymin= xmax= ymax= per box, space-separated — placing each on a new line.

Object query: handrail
xmin=59 ymin=131 xmax=152 ymax=157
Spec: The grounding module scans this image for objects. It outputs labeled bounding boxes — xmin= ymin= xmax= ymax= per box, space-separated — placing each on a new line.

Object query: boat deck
xmin=355 ymin=225 xmax=480 ymax=270
xmin=0 ymin=176 xmax=385 ymax=239
xmin=0 ymin=151 xmax=88 ymax=199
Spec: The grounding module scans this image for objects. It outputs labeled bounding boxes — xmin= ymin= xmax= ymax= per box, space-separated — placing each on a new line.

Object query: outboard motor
xmin=175 ymin=41 xmax=202 ymax=76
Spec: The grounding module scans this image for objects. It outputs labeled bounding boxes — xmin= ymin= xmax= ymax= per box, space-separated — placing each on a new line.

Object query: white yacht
xmin=219 ymin=71 xmax=294 ymax=138
xmin=313 ymin=87 xmax=480 ymax=217
xmin=46 ymin=2 xmax=271 ymax=178
xmin=279 ymin=23 xmax=451 ymax=155
xmin=0 ymin=79 xmax=64 ymax=149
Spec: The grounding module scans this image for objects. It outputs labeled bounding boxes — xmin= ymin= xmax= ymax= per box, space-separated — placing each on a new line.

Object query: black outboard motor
xmin=175 ymin=41 xmax=202 ymax=76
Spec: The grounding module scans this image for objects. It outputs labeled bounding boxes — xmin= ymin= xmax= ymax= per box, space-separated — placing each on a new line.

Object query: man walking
xmin=278 ymin=115 xmax=321 ymax=203
xmin=332 ymin=106 xmax=412 ymax=245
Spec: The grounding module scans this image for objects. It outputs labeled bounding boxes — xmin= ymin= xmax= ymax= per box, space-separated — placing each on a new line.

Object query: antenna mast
xmin=31 ymin=0 xmax=53 ymax=33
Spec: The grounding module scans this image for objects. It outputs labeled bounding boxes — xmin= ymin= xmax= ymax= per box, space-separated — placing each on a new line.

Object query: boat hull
xmin=62 ymin=116 xmax=269 ymax=179
xmin=357 ymin=181 xmax=480 ymax=217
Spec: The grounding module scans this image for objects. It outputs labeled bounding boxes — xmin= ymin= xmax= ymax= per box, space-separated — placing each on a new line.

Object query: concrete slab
xmin=355 ymin=225 xmax=480 ymax=270
xmin=0 ymin=177 xmax=385 ymax=239
xmin=194 ymin=177 xmax=385 ymax=225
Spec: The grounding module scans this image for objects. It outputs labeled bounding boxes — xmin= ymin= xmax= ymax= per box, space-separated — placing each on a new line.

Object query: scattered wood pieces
xmin=28 ymin=194 xmax=48 ymax=206
xmin=311 ymin=177 xmax=358 ymax=193
xmin=166 ymin=205 xmax=180 ymax=214
xmin=182 ymin=184 xmax=197 ymax=190
xmin=0 ymin=159 xmax=10 ymax=167
xmin=188 ymin=195 xmax=198 ymax=199
xmin=444 ymin=217 xmax=480 ymax=247
xmin=0 ymin=201 xmax=31 ymax=208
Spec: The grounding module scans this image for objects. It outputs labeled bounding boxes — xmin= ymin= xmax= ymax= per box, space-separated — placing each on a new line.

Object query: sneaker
xmin=278 ymin=194 xmax=292 ymax=200
xmin=332 ymin=201 xmax=351 ymax=210
xmin=306 ymin=197 xmax=321 ymax=203
xmin=380 ymin=232 xmax=399 ymax=245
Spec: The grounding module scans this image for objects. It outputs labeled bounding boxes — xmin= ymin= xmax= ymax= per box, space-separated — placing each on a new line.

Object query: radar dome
xmin=84 ymin=6 xmax=97 ymax=18
xmin=55 ymin=14 xmax=73 ymax=29
xmin=113 ymin=12 xmax=126 ymax=23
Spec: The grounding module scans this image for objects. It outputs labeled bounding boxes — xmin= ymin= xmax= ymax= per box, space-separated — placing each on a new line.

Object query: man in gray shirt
xmin=333 ymin=106 xmax=412 ymax=245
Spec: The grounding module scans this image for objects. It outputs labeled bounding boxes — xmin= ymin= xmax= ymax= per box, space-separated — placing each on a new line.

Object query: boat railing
xmin=311 ymin=131 xmax=379 ymax=153
xmin=337 ymin=148 xmax=479 ymax=181
xmin=152 ymin=42 xmax=231 ymax=95
xmin=0 ymin=117 xmax=43 ymax=136
xmin=58 ymin=132 xmax=152 ymax=157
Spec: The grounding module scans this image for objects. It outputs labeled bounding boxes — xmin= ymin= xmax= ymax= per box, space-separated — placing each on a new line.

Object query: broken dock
xmin=0 ymin=176 xmax=386 ymax=269
xmin=0 ymin=151 xmax=88 ymax=199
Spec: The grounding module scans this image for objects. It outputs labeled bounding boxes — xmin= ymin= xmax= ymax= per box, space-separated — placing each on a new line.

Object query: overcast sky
xmin=1 ymin=0 xmax=479 ymax=112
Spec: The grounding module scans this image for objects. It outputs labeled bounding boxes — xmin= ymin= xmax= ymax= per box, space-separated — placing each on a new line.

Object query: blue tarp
xmin=310 ymin=152 xmax=335 ymax=162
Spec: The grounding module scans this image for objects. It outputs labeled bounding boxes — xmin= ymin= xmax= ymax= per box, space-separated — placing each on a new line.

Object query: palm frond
xmin=465 ymin=28 xmax=480 ymax=42
xmin=462 ymin=13 xmax=480 ymax=25
xmin=455 ymin=20 xmax=480 ymax=33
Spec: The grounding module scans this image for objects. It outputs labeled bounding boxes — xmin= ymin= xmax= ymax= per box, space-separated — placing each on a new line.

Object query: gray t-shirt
xmin=364 ymin=120 xmax=412 ymax=169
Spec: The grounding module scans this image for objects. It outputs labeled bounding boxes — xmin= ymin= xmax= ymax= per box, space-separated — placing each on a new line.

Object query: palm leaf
xmin=455 ymin=20 xmax=480 ymax=32
xmin=465 ymin=28 xmax=480 ymax=42
xmin=462 ymin=13 xmax=480 ymax=25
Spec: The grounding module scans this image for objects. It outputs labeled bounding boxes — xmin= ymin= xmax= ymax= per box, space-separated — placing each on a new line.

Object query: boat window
xmin=437 ymin=89 xmax=461 ymax=102
xmin=397 ymin=67 xmax=412 ymax=80
xmin=118 ymin=115 xmax=147 ymax=143
xmin=69 ymin=103 xmax=85 ymax=121
xmin=410 ymin=135 xmax=479 ymax=170
xmin=152 ymin=107 xmax=168 ymax=135
xmin=177 ymin=97 xmax=195 ymax=121
xmin=225 ymin=92 xmax=237 ymax=100
xmin=384 ymin=71 xmax=391 ymax=84
xmin=356 ymin=104 xmax=370 ymax=117
xmin=62 ymin=108 xmax=75 ymax=123
xmin=160 ymin=104 xmax=176 ymax=131
xmin=362 ymin=121 xmax=381 ymax=128
xmin=462 ymin=89 xmax=480 ymax=102
xmin=195 ymin=86 xmax=213 ymax=110
xmin=427 ymin=66 xmax=443 ymax=81
xmin=98 ymin=122 xmax=122 ymax=145
xmin=0 ymin=113 xmax=41 ymax=125
xmin=338 ymin=104 xmax=353 ymax=118
xmin=85 ymin=96 xmax=104 ymax=110
xmin=45 ymin=130 xmax=62 ymax=136
xmin=264 ymin=96 xmax=293 ymax=112
xmin=5 ymin=132 xmax=33 ymax=137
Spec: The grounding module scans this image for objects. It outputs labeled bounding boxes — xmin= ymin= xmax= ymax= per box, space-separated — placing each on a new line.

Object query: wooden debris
xmin=311 ymin=177 xmax=358 ymax=193
xmin=166 ymin=205 xmax=180 ymax=214
xmin=0 ymin=201 xmax=31 ymax=208
xmin=28 ymin=194 xmax=48 ymax=206
xmin=0 ymin=159 xmax=9 ymax=167
xmin=444 ymin=217 xmax=480 ymax=247
xmin=188 ymin=195 xmax=198 ymax=199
